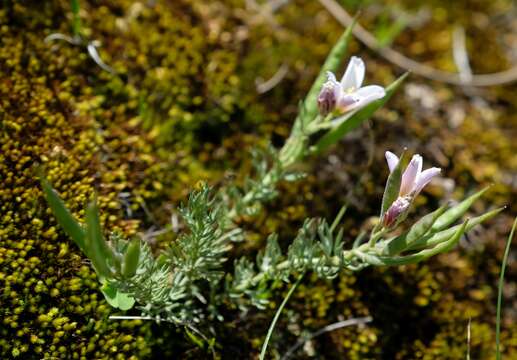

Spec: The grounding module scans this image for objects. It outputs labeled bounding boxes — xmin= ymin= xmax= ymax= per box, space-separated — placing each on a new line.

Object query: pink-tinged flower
xmin=317 ymin=56 xmax=385 ymax=116
xmin=383 ymin=151 xmax=441 ymax=228
xmin=385 ymin=151 xmax=441 ymax=198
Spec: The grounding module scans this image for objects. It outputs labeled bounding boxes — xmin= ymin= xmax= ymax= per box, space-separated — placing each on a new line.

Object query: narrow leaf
xmin=85 ymin=201 xmax=113 ymax=278
xmin=378 ymin=220 xmax=468 ymax=266
xmin=407 ymin=207 xmax=504 ymax=251
xmin=432 ymin=186 xmax=490 ymax=232
xmin=330 ymin=204 xmax=347 ymax=233
xmin=122 ymin=239 xmax=141 ymax=278
xmin=313 ymin=72 xmax=408 ymax=154
xmin=496 ymin=217 xmax=516 ymax=360
xmin=40 ymin=178 xmax=86 ymax=252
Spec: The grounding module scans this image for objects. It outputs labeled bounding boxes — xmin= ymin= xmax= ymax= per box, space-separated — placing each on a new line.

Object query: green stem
xmin=70 ymin=0 xmax=82 ymax=38
xmin=496 ymin=216 xmax=516 ymax=360
xmin=234 ymin=245 xmax=367 ymax=293
xmin=368 ymin=227 xmax=387 ymax=247
xmin=260 ymin=273 xmax=304 ymax=360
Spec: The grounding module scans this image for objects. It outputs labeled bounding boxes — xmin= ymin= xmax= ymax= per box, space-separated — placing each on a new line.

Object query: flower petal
xmin=337 ymin=85 xmax=385 ymax=112
xmin=413 ymin=167 xmax=441 ymax=195
xmin=400 ymin=154 xmax=422 ymax=196
xmin=385 ymin=151 xmax=399 ymax=173
xmin=341 ymin=56 xmax=365 ymax=90
xmin=354 ymin=85 xmax=386 ymax=99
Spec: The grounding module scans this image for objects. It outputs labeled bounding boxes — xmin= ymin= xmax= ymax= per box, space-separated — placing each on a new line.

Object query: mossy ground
xmin=0 ymin=0 xmax=515 ymax=358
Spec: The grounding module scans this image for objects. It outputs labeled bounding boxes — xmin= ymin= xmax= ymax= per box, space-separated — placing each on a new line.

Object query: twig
xmin=318 ymin=0 xmax=517 ymax=86
xmin=466 ymin=317 xmax=471 ymax=360
xmin=268 ymin=0 xmax=291 ymax=13
xmin=452 ymin=26 xmax=472 ymax=83
xmin=281 ymin=316 xmax=373 ymax=360
xmin=45 ymin=34 xmax=116 ymax=74
xmin=256 ymin=63 xmax=289 ymax=94
xmin=87 ymin=42 xmax=116 ymax=74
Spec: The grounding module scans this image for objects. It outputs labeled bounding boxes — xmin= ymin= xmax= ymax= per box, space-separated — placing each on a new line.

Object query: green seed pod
xmin=122 ymin=239 xmax=140 ymax=278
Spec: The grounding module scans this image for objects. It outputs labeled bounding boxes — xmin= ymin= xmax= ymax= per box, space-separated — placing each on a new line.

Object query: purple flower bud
xmin=317 ymin=83 xmax=337 ymax=116
xmin=383 ymin=196 xmax=411 ymax=228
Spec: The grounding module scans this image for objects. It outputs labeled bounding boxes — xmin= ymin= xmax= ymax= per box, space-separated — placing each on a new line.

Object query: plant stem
xmin=70 ymin=0 xmax=82 ymax=38
xmin=260 ymin=273 xmax=304 ymax=360
xmin=233 ymin=244 xmax=367 ymax=293
xmin=368 ymin=227 xmax=386 ymax=247
xmin=496 ymin=216 xmax=516 ymax=360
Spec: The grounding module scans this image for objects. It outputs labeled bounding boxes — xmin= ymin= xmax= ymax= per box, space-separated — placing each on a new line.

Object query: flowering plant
xmin=40 ymin=21 xmax=501 ymax=357
xmin=318 ymin=56 xmax=385 ymax=117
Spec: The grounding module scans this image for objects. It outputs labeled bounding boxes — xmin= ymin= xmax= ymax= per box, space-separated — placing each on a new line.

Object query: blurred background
xmin=0 ymin=0 xmax=516 ymax=358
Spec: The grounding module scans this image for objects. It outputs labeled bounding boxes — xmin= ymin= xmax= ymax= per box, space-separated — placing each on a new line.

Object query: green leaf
xmin=378 ymin=220 xmax=468 ymax=266
xmin=313 ymin=72 xmax=408 ymax=154
xmin=85 ymin=201 xmax=113 ymax=278
xmin=295 ymin=19 xmax=356 ymax=129
xmin=100 ymin=282 xmax=135 ymax=310
xmin=122 ymin=239 xmax=141 ymax=278
xmin=384 ymin=203 xmax=449 ymax=255
xmin=496 ymin=217 xmax=516 ymax=360
xmin=330 ymin=204 xmax=347 ymax=233
xmin=407 ymin=207 xmax=504 ymax=251
xmin=257 ymin=234 xmax=283 ymax=272
xmin=100 ymin=282 xmax=118 ymax=307
xmin=40 ymin=178 xmax=87 ymax=253
xmin=116 ymin=291 xmax=136 ymax=311
xmin=380 ymin=150 xmax=407 ymax=217
xmin=431 ymin=186 xmax=490 ymax=232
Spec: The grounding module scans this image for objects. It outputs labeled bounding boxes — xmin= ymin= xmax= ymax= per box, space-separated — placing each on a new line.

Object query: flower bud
xmin=383 ymin=196 xmax=410 ymax=228
xmin=317 ymin=82 xmax=338 ymax=116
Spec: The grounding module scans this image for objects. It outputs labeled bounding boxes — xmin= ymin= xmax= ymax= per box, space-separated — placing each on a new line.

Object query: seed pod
xmin=122 ymin=239 xmax=140 ymax=278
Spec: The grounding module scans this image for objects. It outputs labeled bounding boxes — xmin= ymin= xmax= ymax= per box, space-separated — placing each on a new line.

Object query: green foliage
xmin=432 ymin=186 xmax=490 ymax=232
xmin=101 ymin=283 xmax=135 ymax=311
xmin=122 ymin=239 xmax=141 ymax=278
xmin=3 ymin=1 xmax=515 ymax=359
xmin=40 ymin=178 xmax=87 ymax=252
xmin=384 ymin=203 xmax=448 ymax=255
xmin=168 ymin=185 xmax=233 ymax=283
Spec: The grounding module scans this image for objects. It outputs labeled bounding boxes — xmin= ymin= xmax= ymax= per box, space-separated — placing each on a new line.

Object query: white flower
xmin=385 ymin=151 xmax=441 ymax=198
xmin=383 ymin=151 xmax=441 ymax=227
xmin=317 ymin=56 xmax=386 ymax=116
